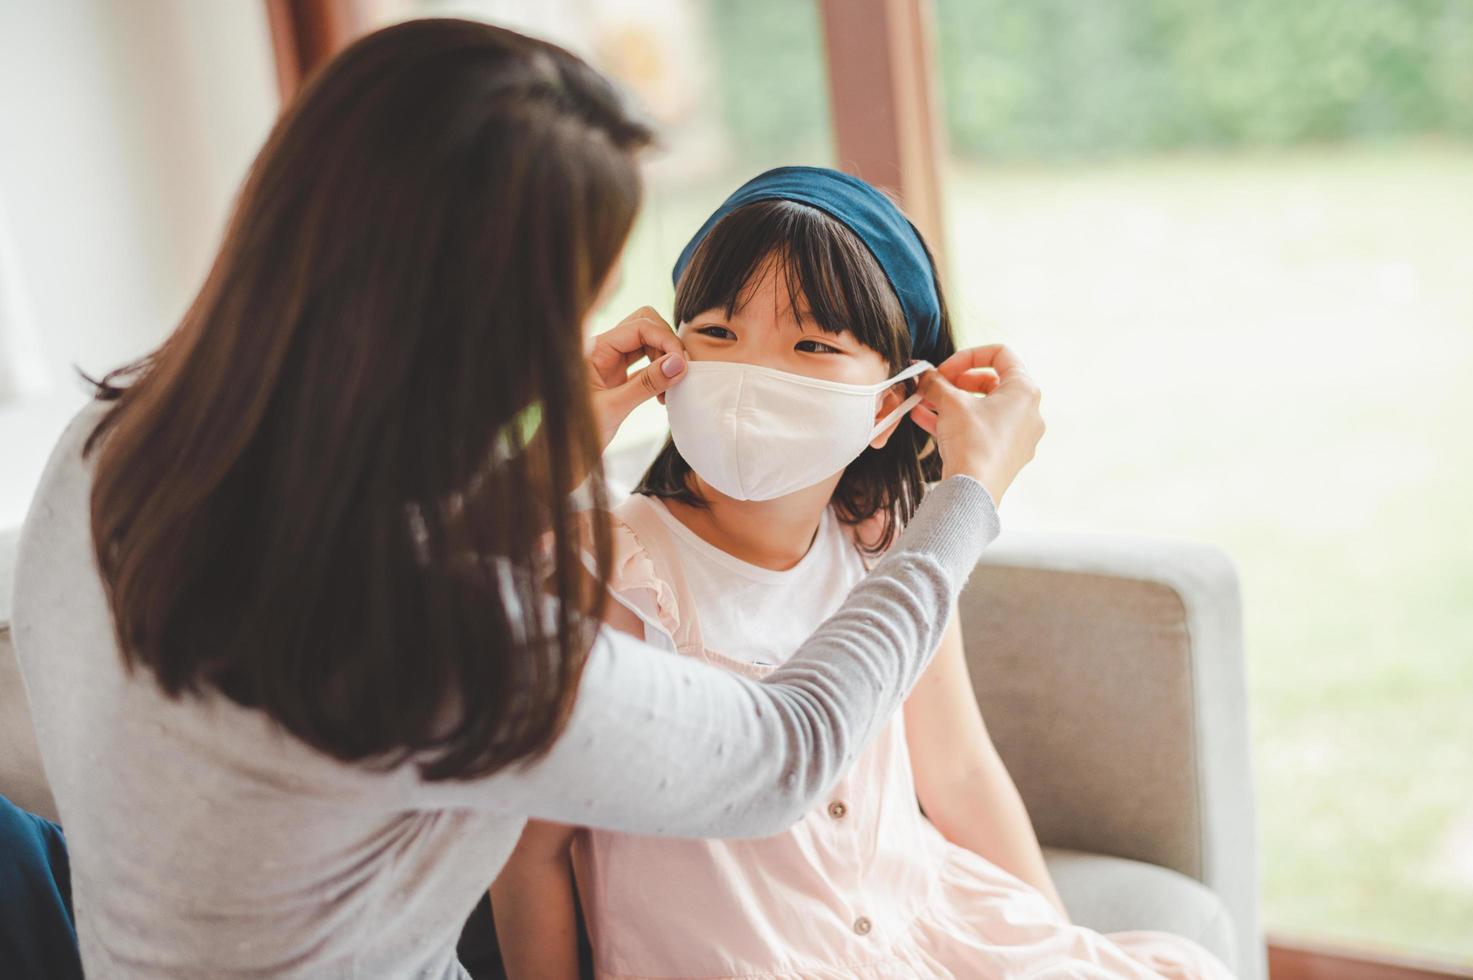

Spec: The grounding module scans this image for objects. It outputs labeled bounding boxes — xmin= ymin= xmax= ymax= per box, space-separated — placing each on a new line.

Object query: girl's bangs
xmin=675 ymin=202 xmax=907 ymax=360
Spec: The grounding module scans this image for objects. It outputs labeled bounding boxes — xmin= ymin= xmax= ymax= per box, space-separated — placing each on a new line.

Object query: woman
xmin=10 ymin=19 xmax=1042 ymax=979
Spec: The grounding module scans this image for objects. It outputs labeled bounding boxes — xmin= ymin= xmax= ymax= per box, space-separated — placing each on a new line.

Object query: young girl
xmin=491 ymin=167 xmax=1234 ymax=980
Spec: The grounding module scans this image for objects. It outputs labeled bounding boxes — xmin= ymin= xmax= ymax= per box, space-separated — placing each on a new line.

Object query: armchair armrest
xmin=957 ymin=528 xmax=1262 ymax=978
xmin=2 ymin=526 xmax=57 ymax=821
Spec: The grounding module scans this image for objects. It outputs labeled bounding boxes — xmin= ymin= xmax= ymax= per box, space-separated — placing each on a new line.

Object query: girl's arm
xmin=488 ymin=596 xmax=650 ymax=980
xmin=903 ymin=612 xmax=1069 ymax=919
xmin=490 ymin=820 xmax=582 ymax=980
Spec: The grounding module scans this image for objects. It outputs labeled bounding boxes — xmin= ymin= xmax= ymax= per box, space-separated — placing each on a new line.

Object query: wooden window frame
xmin=817 ymin=0 xmax=947 ymax=266
xmin=264 ymin=0 xmax=365 ymax=102
xmin=1269 ymin=935 xmax=1473 ymax=980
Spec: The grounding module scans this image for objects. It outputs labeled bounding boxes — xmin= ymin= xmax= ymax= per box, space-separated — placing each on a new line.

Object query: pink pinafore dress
xmin=571 ymin=493 xmax=1236 ymax=980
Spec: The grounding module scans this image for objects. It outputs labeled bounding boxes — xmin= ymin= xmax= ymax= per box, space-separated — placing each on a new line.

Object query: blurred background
xmin=1 ymin=0 xmax=1469 ymax=971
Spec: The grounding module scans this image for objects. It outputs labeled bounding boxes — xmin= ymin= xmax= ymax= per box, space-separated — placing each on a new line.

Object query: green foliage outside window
xmin=707 ymin=0 xmax=1473 ymax=162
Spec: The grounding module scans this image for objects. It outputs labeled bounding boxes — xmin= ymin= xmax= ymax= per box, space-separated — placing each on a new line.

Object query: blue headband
xmin=671 ymin=165 xmax=943 ymax=361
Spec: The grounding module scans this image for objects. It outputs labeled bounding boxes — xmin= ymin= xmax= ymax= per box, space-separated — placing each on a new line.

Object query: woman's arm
xmin=421 ymin=338 xmax=1028 ymax=840
xmin=411 ymin=475 xmax=1000 ymax=839
xmin=490 ymin=821 xmax=582 ymax=980
xmin=903 ymin=613 xmax=1068 ymax=918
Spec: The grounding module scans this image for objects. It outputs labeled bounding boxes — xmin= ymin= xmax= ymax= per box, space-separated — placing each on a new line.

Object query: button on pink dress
xmin=572 ymin=494 xmax=1235 ymax=980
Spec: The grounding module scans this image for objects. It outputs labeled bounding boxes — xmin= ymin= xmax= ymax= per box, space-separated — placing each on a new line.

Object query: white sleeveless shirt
xmin=632 ymin=496 xmax=868 ymax=666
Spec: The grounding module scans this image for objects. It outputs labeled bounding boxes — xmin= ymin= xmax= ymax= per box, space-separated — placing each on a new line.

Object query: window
xmin=929 ymin=0 xmax=1473 ymax=965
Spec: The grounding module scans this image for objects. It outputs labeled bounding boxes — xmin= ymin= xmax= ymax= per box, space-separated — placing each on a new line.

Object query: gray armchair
xmin=962 ymin=528 xmax=1263 ymax=979
xmin=0 ymin=518 xmax=1263 ymax=978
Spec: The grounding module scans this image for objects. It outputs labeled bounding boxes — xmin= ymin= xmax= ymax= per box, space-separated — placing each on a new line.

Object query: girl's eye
xmin=696 ymin=325 xmax=736 ymax=340
xmin=795 ymin=338 xmax=842 ymax=354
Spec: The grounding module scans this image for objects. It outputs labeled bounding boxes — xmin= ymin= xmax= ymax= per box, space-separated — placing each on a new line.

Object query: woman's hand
xmin=586 ymin=306 xmax=688 ymax=450
xmin=909 ymin=344 xmax=1044 ymax=506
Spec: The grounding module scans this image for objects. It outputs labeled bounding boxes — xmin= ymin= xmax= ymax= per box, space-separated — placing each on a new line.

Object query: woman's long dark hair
xmin=636 ymin=200 xmax=957 ymax=554
xmin=83 ymin=19 xmax=652 ymax=780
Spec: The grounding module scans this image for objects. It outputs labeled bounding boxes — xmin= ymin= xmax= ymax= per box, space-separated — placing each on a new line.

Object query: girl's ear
xmin=869 ymin=385 xmax=907 ymax=449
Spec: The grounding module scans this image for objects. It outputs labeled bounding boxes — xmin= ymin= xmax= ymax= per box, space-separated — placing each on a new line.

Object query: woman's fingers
xmin=908 ymin=401 xmax=939 ymax=435
xmin=586 ymin=306 xmax=686 ymax=388
xmin=916 ymin=367 xmax=968 ymax=407
xmin=586 ymin=306 xmax=689 ymax=448
xmin=949 ymin=367 xmax=1001 ymax=394
xmin=936 ymin=343 xmax=1033 ymax=388
xmin=912 ymin=370 xmax=964 ymax=430
xmin=913 ymin=353 xmax=1046 ymax=505
xmin=604 ymin=350 xmax=687 ymax=416
xmin=913 ymin=371 xmax=995 ymax=414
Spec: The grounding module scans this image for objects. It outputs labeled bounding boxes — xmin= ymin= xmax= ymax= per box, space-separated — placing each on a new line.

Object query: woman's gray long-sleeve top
xmin=11 ymin=400 xmax=1001 ymax=979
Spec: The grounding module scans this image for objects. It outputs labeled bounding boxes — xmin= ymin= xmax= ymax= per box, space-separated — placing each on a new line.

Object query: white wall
xmin=0 ymin=0 xmax=279 ymax=393
xmin=0 ymin=1 xmax=280 ymax=531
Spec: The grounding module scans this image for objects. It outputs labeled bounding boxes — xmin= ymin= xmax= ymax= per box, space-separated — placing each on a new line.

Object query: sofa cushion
xmin=1045 ymin=846 xmax=1238 ymax=974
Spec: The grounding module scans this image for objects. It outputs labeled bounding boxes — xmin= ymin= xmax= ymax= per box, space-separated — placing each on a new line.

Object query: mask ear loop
xmin=868 ymin=361 xmax=932 ymax=439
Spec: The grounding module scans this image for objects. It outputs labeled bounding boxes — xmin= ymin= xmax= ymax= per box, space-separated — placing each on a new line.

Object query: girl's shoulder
xmin=598 ymin=494 xmax=691 ymax=648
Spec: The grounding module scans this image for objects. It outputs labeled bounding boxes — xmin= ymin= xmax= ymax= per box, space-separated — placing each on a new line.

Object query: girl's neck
xmin=661 ymin=475 xmax=839 ymax=571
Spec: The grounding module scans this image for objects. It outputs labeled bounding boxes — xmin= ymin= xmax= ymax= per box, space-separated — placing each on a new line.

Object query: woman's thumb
xmin=616 ymin=352 xmax=686 ymax=412
xmin=919 ymin=368 xmax=967 ymax=410
xmin=909 ymin=369 xmax=959 ymax=435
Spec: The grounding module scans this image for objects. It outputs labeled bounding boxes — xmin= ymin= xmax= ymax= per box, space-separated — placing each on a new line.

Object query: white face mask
xmin=664 ymin=359 xmax=932 ymax=501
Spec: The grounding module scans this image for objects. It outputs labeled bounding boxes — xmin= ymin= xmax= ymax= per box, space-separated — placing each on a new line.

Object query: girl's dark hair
xmin=83 ymin=19 xmax=653 ymax=780
xmin=635 ymin=199 xmax=957 ymax=554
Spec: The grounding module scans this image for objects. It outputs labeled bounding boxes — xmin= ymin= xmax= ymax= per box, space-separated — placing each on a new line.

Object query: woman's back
xmin=15 ymin=402 xmax=519 ymax=978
